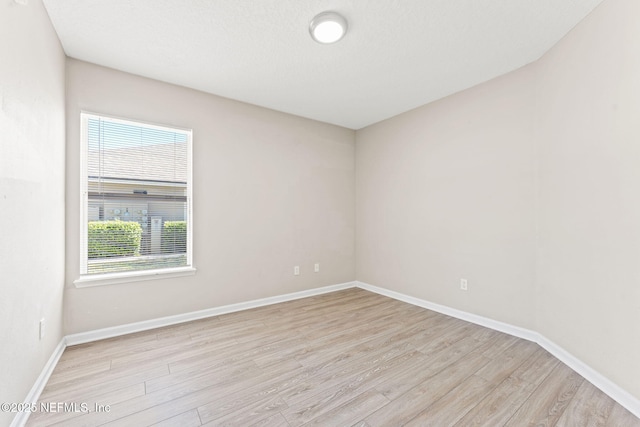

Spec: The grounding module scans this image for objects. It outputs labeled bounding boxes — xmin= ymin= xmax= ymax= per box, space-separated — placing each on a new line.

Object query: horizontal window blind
xmin=81 ymin=113 xmax=192 ymax=276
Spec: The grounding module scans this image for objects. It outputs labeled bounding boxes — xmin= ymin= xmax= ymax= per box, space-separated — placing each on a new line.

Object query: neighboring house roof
xmin=88 ymin=141 xmax=187 ymax=183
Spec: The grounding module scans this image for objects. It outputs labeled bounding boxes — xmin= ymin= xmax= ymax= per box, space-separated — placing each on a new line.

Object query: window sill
xmin=73 ymin=266 xmax=197 ymax=288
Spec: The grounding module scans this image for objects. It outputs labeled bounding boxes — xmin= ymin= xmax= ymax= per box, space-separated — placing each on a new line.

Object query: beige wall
xmin=356 ymin=64 xmax=538 ymax=329
xmin=65 ymin=59 xmax=356 ymax=334
xmin=0 ymin=1 xmax=66 ymax=425
xmin=356 ymin=0 xmax=639 ymax=402
xmin=535 ymin=0 xmax=640 ymax=400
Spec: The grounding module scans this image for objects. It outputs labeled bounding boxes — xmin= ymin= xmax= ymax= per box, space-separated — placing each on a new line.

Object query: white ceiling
xmin=42 ymin=0 xmax=603 ymax=130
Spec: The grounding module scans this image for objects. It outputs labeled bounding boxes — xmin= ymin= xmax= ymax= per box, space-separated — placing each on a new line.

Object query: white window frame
xmin=74 ymin=112 xmax=195 ymax=287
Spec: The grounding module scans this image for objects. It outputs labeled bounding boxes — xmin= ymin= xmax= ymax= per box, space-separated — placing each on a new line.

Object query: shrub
xmin=162 ymin=221 xmax=187 ymax=254
xmin=88 ymin=220 xmax=142 ymax=259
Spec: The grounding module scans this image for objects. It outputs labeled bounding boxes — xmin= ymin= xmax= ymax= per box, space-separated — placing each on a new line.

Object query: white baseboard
xmin=16 ymin=280 xmax=640 ymax=425
xmin=536 ymin=335 xmax=640 ymax=419
xmin=14 ymin=281 xmax=356 ymax=426
xmin=10 ymin=339 xmax=66 ymax=427
xmin=65 ymin=281 xmax=356 ymax=346
xmin=356 ymin=281 xmax=539 ymax=342
xmin=356 ymin=281 xmax=640 ymax=419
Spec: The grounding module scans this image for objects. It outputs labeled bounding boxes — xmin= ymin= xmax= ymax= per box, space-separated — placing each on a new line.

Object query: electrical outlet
xmin=294 ymin=266 xmax=300 ymax=276
xmin=460 ymin=279 xmax=468 ymax=291
xmin=314 ymin=263 xmax=320 ymax=273
xmin=39 ymin=318 xmax=45 ymax=340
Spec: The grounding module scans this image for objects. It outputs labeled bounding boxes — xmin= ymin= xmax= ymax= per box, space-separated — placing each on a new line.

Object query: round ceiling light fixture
xmin=309 ymin=11 xmax=348 ymax=44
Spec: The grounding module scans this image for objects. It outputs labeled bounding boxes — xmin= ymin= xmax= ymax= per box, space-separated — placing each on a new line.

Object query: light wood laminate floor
xmin=27 ymin=288 xmax=640 ymax=426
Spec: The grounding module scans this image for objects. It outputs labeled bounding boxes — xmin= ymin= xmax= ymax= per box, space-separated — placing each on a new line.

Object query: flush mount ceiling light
xmin=309 ymin=11 xmax=348 ymax=44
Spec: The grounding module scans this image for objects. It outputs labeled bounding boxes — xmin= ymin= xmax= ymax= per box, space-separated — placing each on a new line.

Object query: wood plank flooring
xmin=27 ymin=288 xmax=640 ymax=426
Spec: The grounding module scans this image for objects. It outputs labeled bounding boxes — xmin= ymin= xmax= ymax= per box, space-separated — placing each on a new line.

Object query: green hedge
xmin=88 ymin=220 xmax=142 ymax=259
xmin=162 ymin=221 xmax=187 ymax=254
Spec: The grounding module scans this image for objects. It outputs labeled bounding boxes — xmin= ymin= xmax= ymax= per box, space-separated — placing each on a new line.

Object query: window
xmin=77 ymin=113 xmax=193 ymax=285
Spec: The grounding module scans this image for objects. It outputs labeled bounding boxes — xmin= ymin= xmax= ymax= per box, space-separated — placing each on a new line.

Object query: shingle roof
xmin=88 ymin=142 xmax=187 ymax=183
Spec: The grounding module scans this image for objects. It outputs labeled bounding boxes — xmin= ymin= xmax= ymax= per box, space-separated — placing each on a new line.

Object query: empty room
xmin=1 ymin=0 xmax=640 ymax=426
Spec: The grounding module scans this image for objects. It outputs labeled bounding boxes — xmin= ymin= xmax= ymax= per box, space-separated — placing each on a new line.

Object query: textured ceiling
xmin=42 ymin=0 xmax=603 ymax=129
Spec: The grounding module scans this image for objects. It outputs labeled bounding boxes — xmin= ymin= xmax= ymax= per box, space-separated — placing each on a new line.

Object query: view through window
xmin=80 ymin=113 xmax=192 ymax=276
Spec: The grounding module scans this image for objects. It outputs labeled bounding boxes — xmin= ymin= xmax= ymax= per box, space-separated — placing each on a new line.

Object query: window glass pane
xmin=83 ymin=114 xmax=191 ymax=275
